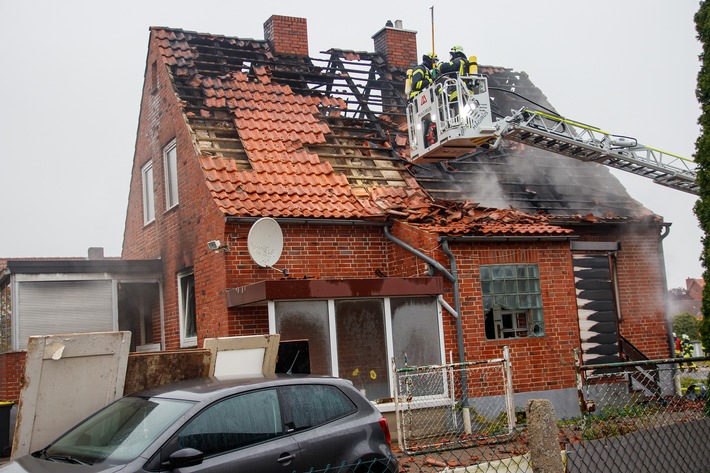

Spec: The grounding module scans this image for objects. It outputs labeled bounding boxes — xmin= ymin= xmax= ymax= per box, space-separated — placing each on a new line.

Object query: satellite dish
xmin=247 ymin=218 xmax=284 ymax=268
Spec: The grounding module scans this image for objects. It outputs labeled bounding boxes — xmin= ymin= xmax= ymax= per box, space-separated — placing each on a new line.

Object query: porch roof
xmin=226 ymin=276 xmax=444 ymax=307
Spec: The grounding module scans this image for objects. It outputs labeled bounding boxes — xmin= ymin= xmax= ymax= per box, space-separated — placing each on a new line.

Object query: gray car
xmin=0 ymin=375 xmax=397 ymax=472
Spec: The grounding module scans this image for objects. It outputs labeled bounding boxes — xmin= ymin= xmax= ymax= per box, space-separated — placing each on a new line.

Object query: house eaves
xmin=2 ymin=260 xmax=163 ymax=284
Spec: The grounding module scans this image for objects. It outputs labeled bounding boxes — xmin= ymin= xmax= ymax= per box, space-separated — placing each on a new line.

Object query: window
xmin=273 ymin=297 xmax=443 ymax=402
xmin=281 ymin=384 xmax=356 ymax=431
xmin=163 ymin=140 xmax=178 ymax=209
xmin=141 ymin=161 xmax=155 ymax=224
xmin=178 ymin=389 xmax=282 ymax=456
xmin=178 ymin=271 xmax=196 ymax=347
xmin=481 ymin=264 xmax=544 ymax=340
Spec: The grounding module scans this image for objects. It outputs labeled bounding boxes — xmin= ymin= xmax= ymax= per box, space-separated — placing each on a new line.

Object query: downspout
xmin=440 ymin=239 xmax=471 ymax=434
xmin=660 ymin=223 xmax=675 ymax=358
xmin=384 ymin=226 xmax=472 ymax=433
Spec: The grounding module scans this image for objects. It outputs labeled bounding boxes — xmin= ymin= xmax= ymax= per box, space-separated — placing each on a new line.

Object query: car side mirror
xmin=168 ymin=447 xmax=204 ymax=469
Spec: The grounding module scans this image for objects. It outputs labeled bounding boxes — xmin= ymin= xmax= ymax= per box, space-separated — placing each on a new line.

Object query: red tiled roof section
xmin=200 ymin=153 xmax=380 ymax=218
xmin=223 ymin=70 xmax=329 ymax=147
xmin=196 ymin=69 xmax=382 ymax=219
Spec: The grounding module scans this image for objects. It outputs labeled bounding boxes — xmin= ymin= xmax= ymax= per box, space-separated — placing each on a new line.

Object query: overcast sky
xmin=0 ymin=1 xmax=702 ymax=289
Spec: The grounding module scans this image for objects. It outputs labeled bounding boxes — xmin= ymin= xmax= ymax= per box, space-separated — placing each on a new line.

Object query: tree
xmin=669 ymin=287 xmax=690 ymax=299
xmin=694 ymin=1 xmax=710 ymax=351
xmin=673 ymin=312 xmax=700 ymax=340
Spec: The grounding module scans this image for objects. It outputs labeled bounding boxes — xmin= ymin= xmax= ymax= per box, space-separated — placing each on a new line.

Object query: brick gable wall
xmin=122 ymin=31 xmax=229 ymax=350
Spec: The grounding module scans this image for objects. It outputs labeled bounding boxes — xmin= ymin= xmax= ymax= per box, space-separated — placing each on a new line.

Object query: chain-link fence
xmin=567 ymin=355 xmax=710 ymax=472
xmin=390 ymin=351 xmax=710 ymax=473
xmin=294 ymin=456 xmax=399 ymax=472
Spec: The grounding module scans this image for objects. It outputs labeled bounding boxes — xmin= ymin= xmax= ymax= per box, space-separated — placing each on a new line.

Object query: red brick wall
xmin=452 ymin=240 xmax=579 ymax=392
xmin=264 ymin=15 xmax=309 ymax=57
xmin=0 ymin=352 xmax=25 ymax=401
xmin=612 ymin=225 xmax=669 ymax=358
xmin=372 ymin=25 xmax=418 ymax=70
xmin=225 ymin=222 xmax=390 ymax=283
xmin=122 ymin=31 xmax=228 ymax=350
xmin=389 ymin=222 xmax=581 ymax=393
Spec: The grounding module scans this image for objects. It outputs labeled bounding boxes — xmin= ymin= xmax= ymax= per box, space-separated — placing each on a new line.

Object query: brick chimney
xmin=264 ymin=15 xmax=309 ymax=56
xmin=372 ymin=19 xmax=418 ymax=69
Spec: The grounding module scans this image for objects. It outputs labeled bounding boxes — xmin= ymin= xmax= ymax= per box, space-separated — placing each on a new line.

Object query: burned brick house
xmin=0 ymin=15 xmax=672 ymax=418
xmin=119 ymin=14 xmax=673 ymax=417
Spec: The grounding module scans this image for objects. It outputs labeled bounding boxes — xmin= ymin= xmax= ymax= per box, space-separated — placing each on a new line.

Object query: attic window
xmin=163 ymin=140 xmax=179 ymax=210
xmin=141 ymin=161 xmax=155 ymax=225
xmin=481 ymin=264 xmax=544 ymax=340
xmin=150 ymin=61 xmax=157 ymax=94
xmin=178 ymin=270 xmax=196 ymax=347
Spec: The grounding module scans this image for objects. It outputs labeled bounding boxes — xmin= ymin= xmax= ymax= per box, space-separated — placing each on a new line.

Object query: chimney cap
xmin=371 ymin=21 xmax=417 ymax=39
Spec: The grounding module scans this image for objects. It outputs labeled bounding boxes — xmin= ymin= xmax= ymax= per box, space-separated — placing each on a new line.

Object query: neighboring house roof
xmin=152 ymin=26 xmax=655 ymax=237
xmin=686 ymin=277 xmax=705 ymax=300
xmin=0 ymin=258 xmax=163 ymax=287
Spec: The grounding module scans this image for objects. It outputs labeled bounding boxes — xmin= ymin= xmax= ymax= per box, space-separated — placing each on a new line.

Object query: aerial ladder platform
xmin=406 ymin=74 xmax=699 ymax=195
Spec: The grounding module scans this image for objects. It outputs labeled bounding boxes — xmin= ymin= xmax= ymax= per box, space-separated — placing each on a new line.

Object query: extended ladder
xmin=498 ymin=109 xmax=699 ymax=195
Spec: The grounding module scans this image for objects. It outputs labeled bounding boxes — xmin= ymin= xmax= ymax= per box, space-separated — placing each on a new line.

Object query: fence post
xmin=526 ymin=399 xmax=564 ymax=473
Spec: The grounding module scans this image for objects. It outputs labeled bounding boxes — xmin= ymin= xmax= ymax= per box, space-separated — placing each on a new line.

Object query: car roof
xmin=130 ymin=374 xmax=353 ymax=402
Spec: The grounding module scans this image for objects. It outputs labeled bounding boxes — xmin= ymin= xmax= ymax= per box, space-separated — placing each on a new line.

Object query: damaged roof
xmin=150 ymin=25 xmax=653 ymax=237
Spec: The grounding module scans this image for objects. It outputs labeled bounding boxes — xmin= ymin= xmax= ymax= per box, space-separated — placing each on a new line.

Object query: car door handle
xmin=277 ymin=453 xmax=296 ymax=464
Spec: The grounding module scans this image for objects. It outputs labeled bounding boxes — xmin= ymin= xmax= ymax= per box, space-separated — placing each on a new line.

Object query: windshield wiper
xmin=48 ymin=455 xmax=93 ymax=465
xmin=35 ymin=449 xmax=93 ymax=465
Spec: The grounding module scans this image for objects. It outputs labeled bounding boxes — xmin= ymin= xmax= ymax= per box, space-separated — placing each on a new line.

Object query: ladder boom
xmin=499 ymin=109 xmax=699 ymax=195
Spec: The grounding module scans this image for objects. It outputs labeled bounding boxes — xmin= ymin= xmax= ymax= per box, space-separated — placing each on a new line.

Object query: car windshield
xmin=40 ymin=396 xmax=194 ymax=465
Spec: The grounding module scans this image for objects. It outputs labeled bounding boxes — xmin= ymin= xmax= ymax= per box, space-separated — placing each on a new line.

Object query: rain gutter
xmin=225 ymin=217 xmax=387 ymax=227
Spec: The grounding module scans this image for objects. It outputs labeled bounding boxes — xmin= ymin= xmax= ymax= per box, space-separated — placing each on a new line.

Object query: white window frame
xmin=163 ymin=140 xmax=178 ymax=210
xmin=178 ymin=270 xmax=196 ymax=348
xmin=268 ymin=296 xmax=445 ymax=411
xmin=141 ymin=161 xmax=155 ymax=225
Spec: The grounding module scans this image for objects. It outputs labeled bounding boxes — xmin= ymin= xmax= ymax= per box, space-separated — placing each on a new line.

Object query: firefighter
xmin=408 ymin=53 xmax=438 ymax=100
xmin=681 ymin=334 xmax=698 ymax=372
xmin=438 ymin=45 xmax=468 ymax=77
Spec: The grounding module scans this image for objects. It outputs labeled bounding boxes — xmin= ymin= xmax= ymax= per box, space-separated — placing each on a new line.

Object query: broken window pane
xmin=275 ymin=300 xmax=331 ymax=375
xmin=481 ymin=264 xmax=544 ymax=340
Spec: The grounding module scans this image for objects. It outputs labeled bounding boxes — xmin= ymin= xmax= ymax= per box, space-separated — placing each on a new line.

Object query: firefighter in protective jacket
xmin=681 ymin=333 xmax=698 ymax=371
xmin=408 ymin=53 xmax=438 ymax=100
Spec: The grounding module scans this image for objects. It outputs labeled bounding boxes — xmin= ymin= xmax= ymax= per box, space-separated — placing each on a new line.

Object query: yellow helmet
xmin=450 ymin=45 xmax=465 ymax=58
